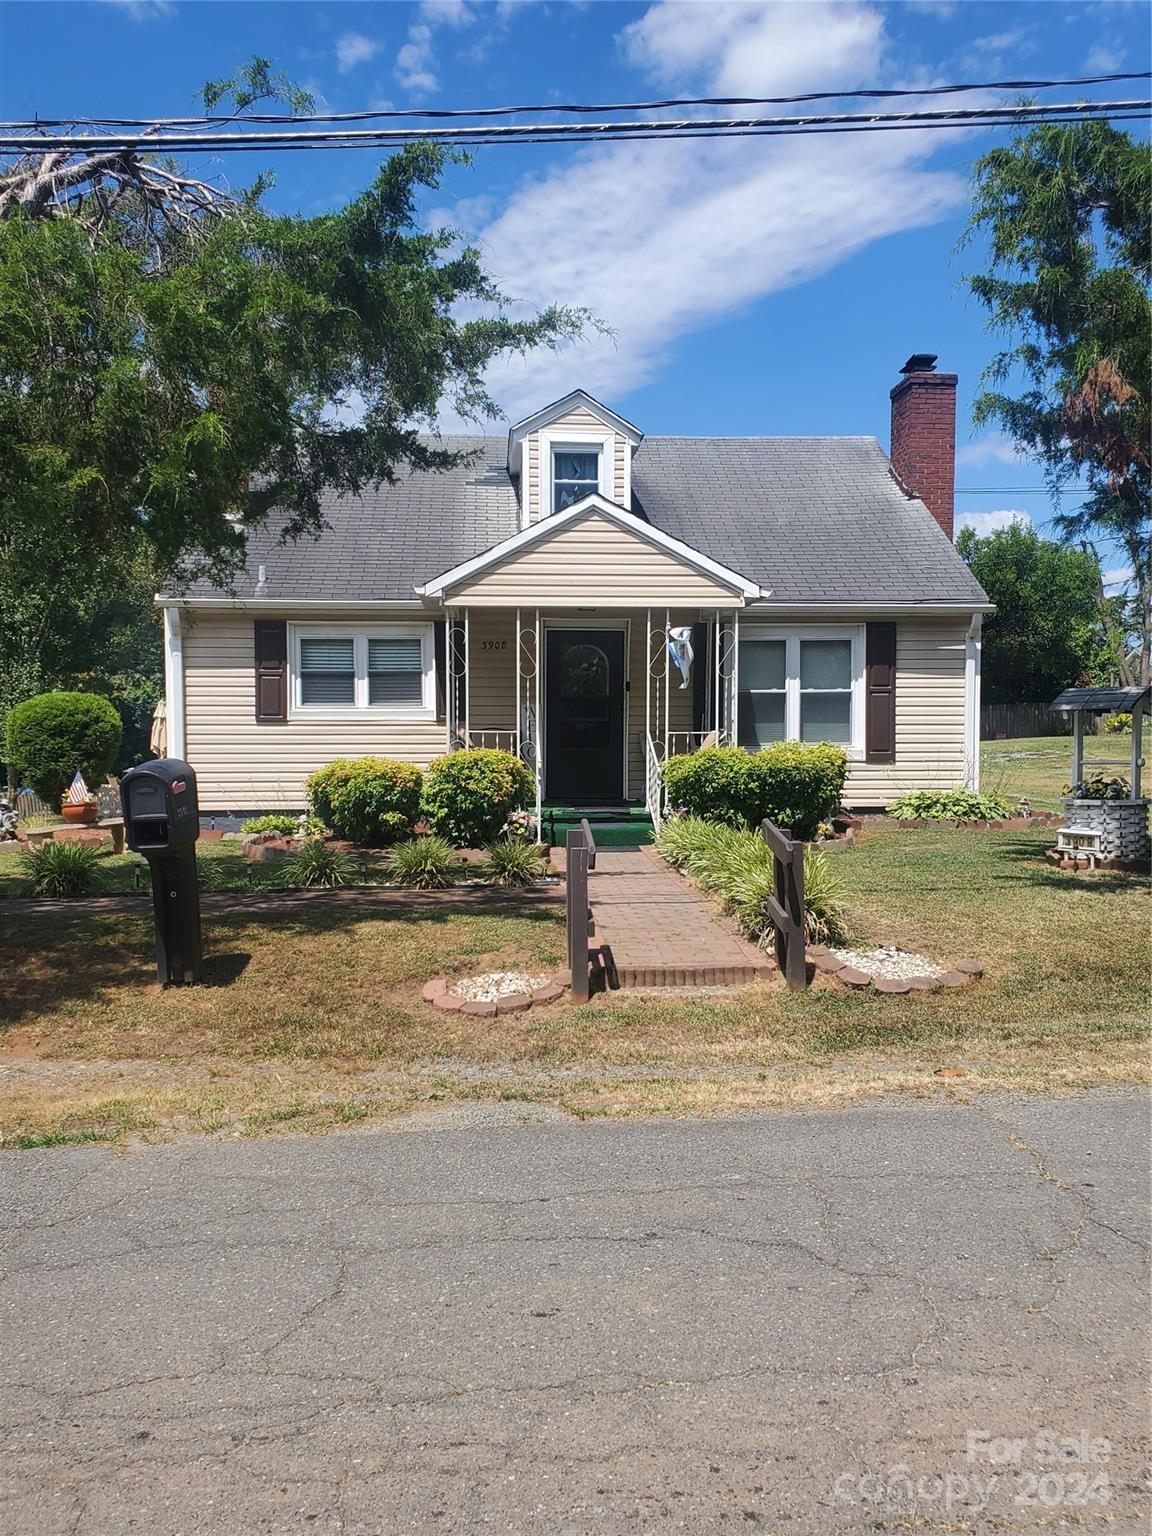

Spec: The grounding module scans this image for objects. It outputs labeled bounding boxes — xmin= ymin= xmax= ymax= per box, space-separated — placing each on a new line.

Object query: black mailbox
xmin=120 ymin=758 xmax=203 ymax=987
xmin=122 ymin=759 xmax=199 ymax=853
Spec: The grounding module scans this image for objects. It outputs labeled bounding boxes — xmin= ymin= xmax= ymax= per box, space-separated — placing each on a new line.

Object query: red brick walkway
xmin=588 ymin=849 xmax=775 ymax=988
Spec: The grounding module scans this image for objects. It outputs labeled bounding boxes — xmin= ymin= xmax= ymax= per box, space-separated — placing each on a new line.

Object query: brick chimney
xmin=890 ymin=353 xmax=957 ymax=540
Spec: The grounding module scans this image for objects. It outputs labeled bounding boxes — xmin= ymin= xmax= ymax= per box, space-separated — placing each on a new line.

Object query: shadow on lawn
xmin=0 ymin=894 xmax=563 ymax=1031
xmin=988 ymin=838 xmax=1151 ymax=894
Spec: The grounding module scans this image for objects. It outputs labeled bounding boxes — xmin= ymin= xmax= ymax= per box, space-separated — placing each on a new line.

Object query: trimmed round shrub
xmin=5 ymin=691 xmax=123 ymax=804
xmin=662 ymin=743 xmax=848 ymax=840
xmin=662 ymin=747 xmax=758 ymax=828
xmin=749 ymin=742 xmax=849 ymax=842
xmin=421 ymin=749 xmax=535 ymax=849
xmin=305 ymin=757 xmax=422 ymax=846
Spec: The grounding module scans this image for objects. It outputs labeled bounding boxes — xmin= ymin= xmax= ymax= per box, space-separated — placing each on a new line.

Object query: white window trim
xmin=288 ymin=622 xmax=436 ymax=720
xmin=738 ymin=624 xmax=866 ymax=759
xmin=533 ymin=426 xmax=618 ymax=525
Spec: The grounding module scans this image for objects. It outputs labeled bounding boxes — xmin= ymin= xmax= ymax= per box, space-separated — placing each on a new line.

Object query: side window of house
xmin=294 ymin=629 xmax=431 ymax=713
xmin=552 ymin=449 xmax=600 ymax=514
xmin=738 ymin=633 xmax=858 ymax=750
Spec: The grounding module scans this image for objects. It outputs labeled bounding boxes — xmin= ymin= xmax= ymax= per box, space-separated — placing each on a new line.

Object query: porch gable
xmin=417 ymin=495 xmax=762 ymax=608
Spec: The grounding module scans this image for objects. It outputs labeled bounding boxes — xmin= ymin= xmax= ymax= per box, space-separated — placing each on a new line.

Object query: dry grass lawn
xmin=1 ymin=821 xmax=1147 ymax=1147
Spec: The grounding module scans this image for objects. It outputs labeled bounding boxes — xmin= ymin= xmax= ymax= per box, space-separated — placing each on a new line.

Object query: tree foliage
xmin=965 ymin=119 xmax=1151 ymax=684
xmin=0 ymin=61 xmax=589 ymax=761
xmin=956 ymin=521 xmax=1114 ymax=702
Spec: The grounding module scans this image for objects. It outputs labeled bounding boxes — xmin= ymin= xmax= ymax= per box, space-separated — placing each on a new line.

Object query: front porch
xmin=441 ymin=606 xmax=745 ymax=840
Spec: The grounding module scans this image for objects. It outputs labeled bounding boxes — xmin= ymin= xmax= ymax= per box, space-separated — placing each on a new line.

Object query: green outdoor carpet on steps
xmin=542 ymin=804 xmax=655 ymax=848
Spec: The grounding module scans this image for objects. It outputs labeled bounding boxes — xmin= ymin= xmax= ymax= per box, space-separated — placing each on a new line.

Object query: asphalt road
xmin=1 ymin=1093 xmax=1149 ymax=1535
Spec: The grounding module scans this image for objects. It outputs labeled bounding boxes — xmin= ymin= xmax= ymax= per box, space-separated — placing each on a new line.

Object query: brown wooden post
xmin=566 ymin=827 xmax=590 ymax=1003
xmin=762 ymin=819 xmax=808 ymax=991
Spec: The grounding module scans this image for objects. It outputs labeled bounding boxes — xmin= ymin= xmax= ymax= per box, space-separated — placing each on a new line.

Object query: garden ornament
xmin=667 ymin=626 xmax=694 ymax=689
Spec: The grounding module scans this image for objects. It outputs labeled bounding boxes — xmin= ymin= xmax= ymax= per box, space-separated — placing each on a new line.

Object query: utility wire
xmin=9 ymin=69 xmax=1150 ymax=129
xmin=1 ymin=97 xmax=1145 ymax=154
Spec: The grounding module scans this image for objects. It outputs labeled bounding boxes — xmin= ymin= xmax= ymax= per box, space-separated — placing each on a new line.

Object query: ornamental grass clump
xmin=280 ymin=841 xmax=363 ymax=889
xmin=483 ymin=837 xmax=548 ymax=886
xmin=20 ymin=840 xmax=102 ymax=898
xmin=655 ymin=817 xmax=848 ymax=946
xmin=384 ymin=834 xmax=459 ymax=888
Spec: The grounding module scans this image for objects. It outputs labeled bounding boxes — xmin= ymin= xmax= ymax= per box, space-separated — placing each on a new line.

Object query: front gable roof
xmin=416 ymin=492 xmax=763 ymax=603
xmin=506 ymin=389 xmax=643 ymax=477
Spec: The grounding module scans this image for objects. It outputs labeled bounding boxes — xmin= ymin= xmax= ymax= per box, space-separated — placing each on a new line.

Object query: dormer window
xmin=552 ymin=447 xmax=601 ymax=514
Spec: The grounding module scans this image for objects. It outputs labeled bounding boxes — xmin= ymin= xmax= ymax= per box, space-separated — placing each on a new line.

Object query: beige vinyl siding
xmin=525 ymin=411 xmax=631 ymax=522
xmin=845 ymin=620 xmax=968 ymax=804
xmin=467 ymin=609 xmax=517 ymax=734
xmin=448 ymin=512 xmax=740 ymax=606
xmin=182 ymin=610 xmax=446 ymax=809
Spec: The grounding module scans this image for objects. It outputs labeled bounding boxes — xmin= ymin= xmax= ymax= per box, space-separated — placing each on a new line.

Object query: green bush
xmin=421 ymin=749 xmax=535 ymax=849
xmin=483 ymin=837 xmax=548 ymax=886
xmin=655 ymin=816 xmax=847 ymax=946
xmin=384 ymin=834 xmax=459 ymax=888
xmin=241 ymin=814 xmax=300 ymax=836
xmin=280 ymin=841 xmax=363 ymax=888
xmin=306 ymin=757 xmax=422 ymax=846
xmin=1103 ymin=713 xmax=1133 ymax=734
xmin=662 ymin=743 xmax=848 ymax=840
xmin=20 ymin=840 xmax=102 ymax=898
xmin=887 ymin=787 xmax=1011 ymax=822
xmin=5 ymin=691 xmax=123 ymax=804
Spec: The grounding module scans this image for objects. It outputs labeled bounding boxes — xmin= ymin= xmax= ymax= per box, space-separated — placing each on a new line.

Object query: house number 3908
xmin=480 ymin=640 xmax=508 ymax=650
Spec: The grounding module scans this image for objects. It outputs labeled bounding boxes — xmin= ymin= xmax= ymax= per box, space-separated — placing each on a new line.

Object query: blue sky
xmin=2 ymin=0 xmax=1148 ymax=566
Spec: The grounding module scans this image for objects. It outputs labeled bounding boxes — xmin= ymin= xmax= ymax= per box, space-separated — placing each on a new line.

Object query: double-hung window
xmin=738 ymin=628 xmax=863 ymax=755
xmin=292 ymin=625 xmax=434 ymax=716
xmin=552 ymin=447 xmax=601 ymax=514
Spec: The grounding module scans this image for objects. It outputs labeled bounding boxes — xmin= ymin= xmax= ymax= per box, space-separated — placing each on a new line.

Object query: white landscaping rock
xmin=829 ymin=944 xmax=944 ymax=980
xmin=450 ymin=971 xmax=552 ymax=1003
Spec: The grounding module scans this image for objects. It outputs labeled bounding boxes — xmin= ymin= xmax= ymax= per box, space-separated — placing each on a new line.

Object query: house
xmin=160 ymin=353 xmax=991 ymax=832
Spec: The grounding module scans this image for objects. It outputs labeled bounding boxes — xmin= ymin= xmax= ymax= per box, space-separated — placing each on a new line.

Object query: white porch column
xmin=163 ymin=605 xmax=186 ymax=761
xmin=965 ymin=612 xmax=982 ymax=790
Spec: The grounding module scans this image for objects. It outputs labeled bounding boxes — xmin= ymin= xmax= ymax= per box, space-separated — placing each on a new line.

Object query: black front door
xmin=545 ymin=629 xmax=626 ymax=803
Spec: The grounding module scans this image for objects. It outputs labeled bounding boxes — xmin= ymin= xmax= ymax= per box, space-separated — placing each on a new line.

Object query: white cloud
xmin=622 ymin=0 xmax=885 ymax=97
xmin=449 ymin=1 xmax=967 ymax=422
xmin=956 ymin=432 xmax=1023 ymax=468
xmin=396 ymin=0 xmax=476 ymax=92
xmin=97 ymin=0 xmax=174 ymax=19
xmin=955 ymin=509 xmax=1032 ymax=537
xmin=1084 ymin=42 xmax=1125 ymax=72
xmin=335 ymin=32 xmax=380 ymax=73
xmin=1102 ymin=564 xmax=1134 ymax=593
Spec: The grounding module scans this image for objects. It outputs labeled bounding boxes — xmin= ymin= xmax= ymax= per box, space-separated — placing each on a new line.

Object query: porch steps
xmin=542 ymin=803 xmax=654 ymax=849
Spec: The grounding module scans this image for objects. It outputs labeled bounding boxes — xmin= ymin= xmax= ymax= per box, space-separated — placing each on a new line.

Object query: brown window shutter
xmin=433 ymin=620 xmax=447 ymax=724
xmin=254 ymin=620 xmax=288 ymax=722
xmin=865 ymin=623 xmax=897 ymax=762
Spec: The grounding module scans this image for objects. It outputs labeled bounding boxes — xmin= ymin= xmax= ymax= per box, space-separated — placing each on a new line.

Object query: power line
xmin=10 ymin=70 xmax=1151 ymax=130
xmin=1 ymin=97 xmax=1145 ymax=155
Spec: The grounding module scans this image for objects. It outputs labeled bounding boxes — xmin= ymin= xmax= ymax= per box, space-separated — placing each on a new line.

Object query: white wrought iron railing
xmin=645 ymin=733 xmax=665 ymax=823
xmin=666 ymin=729 xmax=728 ymax=759
xmin=461 ymin=729 xmax=519 ymax=754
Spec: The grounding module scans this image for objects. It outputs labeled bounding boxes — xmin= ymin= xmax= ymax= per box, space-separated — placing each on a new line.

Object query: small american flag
xmin=64 ymin=771 xmax=91 ymax=805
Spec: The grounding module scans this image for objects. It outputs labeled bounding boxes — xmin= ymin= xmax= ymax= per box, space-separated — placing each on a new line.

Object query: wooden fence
xmin=980 ymin=702 xmax=1078 ymax=740
xmin=565 ymin=819 xmax=597 ymax=1004
xmin=761 ymin=819 xmax=808 ymax=991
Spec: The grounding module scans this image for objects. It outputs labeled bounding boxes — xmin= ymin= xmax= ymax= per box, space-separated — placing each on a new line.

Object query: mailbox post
xmin=120 ymin=758 xmax=203 ymax=986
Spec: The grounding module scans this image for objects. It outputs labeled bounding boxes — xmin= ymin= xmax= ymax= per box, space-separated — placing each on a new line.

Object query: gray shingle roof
xmin=174 ymin=433 xmax=987 ymax=606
